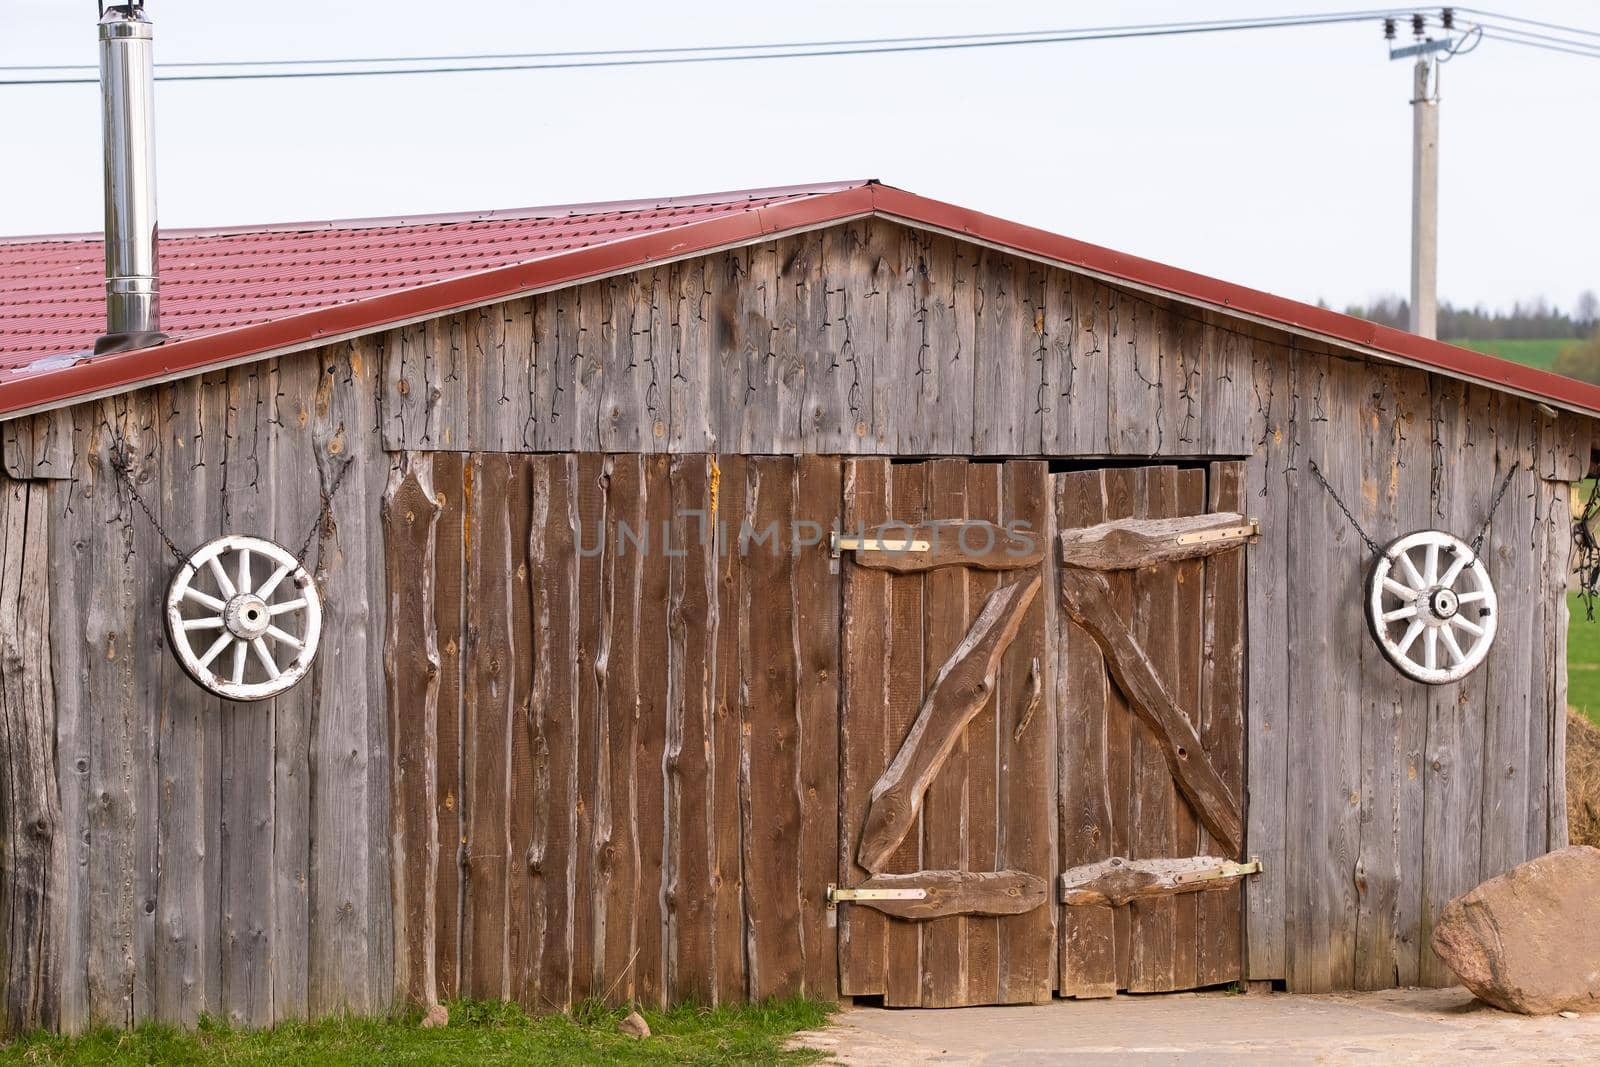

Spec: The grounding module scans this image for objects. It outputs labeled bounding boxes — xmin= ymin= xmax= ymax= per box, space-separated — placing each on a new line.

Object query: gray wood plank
xmin=1243 ymin=341 xmax=1291 ymax=983
xmin=970 ymin=250 xmax=1033 ymax=456
xmin=1418 ymin=379 xmax=1494 ymax=987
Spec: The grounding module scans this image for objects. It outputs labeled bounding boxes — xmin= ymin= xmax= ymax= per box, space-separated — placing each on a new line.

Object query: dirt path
xmin=791 ymin=987 xmax=1600 ymax=1065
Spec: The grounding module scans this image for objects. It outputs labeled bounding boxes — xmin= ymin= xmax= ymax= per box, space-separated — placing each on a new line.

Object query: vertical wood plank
xmin=822 ymin=223 xmax=883 ymax=453
xmin=0 ymin=475 xmax=65 ymax=1035
xmin=971 ymin=251 xmax=1031 ymax=456
xmin=1057 ymin=469 xmax=1117 ymax=998
xmin=792 ymin=456 xmax=841 ymax=1000
xmin=839 ymin=459 xmax=889 ymax=996
xmin=665 ymin=455 xmax=716 ymax=1004
xmin=1045 ymin=271 xmax=1110 ymax=456
xmin=918 ymin=459 xmax=969 ymax=1007
xmin=739 ymin=456 xmax=804 ymax=1000
xmin=1166 ymin=467 xmax=1205 ymax=992
xmin=1244 ymin=343 xmax=1292 ymax=982
xmin=1418 ymin=380 xmax=1494 ymax=986
xmin=1127 ymin=467 xmax=1177 ymax=991
xmin=381 ymin=454 xmax=442 ymax=1008
xmin=997 ymin=460 xmax=1054 ymax=1003
xmin=1108 ymin=294 xmax=1160 ymax=455
xmin=428 ymin=451 xmax=466 ymax=1003
xmin=963 ymin=462 xmax=1003 ymax=1003
xmin=1196 ymin=461 xmax=1247 ymax=989
xmin=1101 ymin=467 xmax=1139 ymax=991
xmin=711 ymin=454 xmax=748 ymax=1003
xmin=632 ymin=455 xmax=672 ymax=1008
xmin=504 ymin=454 xmax=536 ymax=1008
xmin=667 ymin=262 xmax=716 ymax=452
xmin=882 ymin=462 xmax=926 ymax=1006
xmin=570 ymin=452 xmax=607 ymax=1000
xmin=527 ymin=455 xmax=579 ymax=1012
xmin=463 ymin=454 xmax=511 ymax=999
xmin=597 ymin=456 xmax=644 ymax=1002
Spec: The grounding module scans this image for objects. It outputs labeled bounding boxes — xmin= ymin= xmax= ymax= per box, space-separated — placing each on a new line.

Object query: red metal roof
xmin=3 ymin=178 xmax=1598 ymax=420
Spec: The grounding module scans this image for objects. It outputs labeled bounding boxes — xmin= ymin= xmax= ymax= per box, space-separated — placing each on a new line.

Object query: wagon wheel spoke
xmin=1439 ymin=624 xmax=1466 ymax=666
xmin=196 ymin=632 xmax=233 ymax=670
xmin=1396 ymin=550 xmax=1427 ymax=590
xmin=1449 ymin=614 xmax=1485 ymax=638
xmin=1383 ymin=577 xmax=1420 ymax=601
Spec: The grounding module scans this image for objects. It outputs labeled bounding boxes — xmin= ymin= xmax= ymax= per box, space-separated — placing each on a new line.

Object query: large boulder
xmin=1431 ymin=845 xmax=1600 ymax=1014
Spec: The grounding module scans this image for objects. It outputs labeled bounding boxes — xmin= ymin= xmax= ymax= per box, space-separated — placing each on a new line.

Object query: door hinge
xmin=830 ymin=534 xmax=932 ymax=558
xmin=1172 ymin=857 xmax=1262 ymax=885
xmin=825 ymin=884 xmax=929 ymax=909
xmin=1175 ymin=520 xmax=1260 ymax=547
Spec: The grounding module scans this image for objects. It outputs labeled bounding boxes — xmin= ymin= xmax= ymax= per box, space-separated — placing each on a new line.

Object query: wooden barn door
xmin=836 ymin=458 xmax=1055 ymax=1007
xmin=1055 ymin=463 xmax=1252 ymax=996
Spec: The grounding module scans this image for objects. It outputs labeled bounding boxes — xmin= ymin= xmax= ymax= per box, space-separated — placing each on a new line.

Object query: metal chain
xmin=1573 ymin=478 xmax=1600 ymax=622
xmin=294 ymin=458 xmax=355 ymax=568
xmin=1305 ymin=459 xmax=1383 ymax=555
xmin=108 ymin=445 xmax=187 ymax=562
xmin=108 ymin=431 xmax=352 ymax=569
xmin=1308 ymin=457 xmax=1521 ymax=560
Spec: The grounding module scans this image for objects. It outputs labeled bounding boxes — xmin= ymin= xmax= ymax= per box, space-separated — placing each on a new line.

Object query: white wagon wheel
xmin=1365 ymin=529 xmax=1497 ymax=685
xmin=164 ymin=534 xmax=322 ymax=702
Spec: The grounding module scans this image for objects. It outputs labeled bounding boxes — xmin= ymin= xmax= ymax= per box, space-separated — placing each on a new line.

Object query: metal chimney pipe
xmin=94 ymin=3 xmax=167 ymax=355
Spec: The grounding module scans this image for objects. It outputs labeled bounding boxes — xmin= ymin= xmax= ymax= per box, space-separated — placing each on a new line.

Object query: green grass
xmin=0 ymin=998 xmax=835 ymax=1066
xmin=1570 ymin=591 xmax=1600 ymax=729
xmin=1449 ymin=338 xmax=1574 ymax=373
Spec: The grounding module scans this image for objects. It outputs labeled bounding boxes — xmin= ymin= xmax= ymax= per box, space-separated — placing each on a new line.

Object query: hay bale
xmin=1569 ymin=710 xmax=1600 ymax=849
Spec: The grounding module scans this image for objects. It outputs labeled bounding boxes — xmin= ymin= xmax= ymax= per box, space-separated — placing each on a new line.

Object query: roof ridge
xmin=0 ymin=179 xmax=876 ymax=246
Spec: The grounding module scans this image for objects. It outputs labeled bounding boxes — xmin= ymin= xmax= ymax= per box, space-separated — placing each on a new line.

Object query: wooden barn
xmin=1 ymin=176 xmax=1598 ymax=1034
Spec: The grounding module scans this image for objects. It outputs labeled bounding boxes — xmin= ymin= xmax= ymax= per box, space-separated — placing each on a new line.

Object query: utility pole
xmin=1409 ymin=55 xmax=1439 ymax=338
xmin=1388 ymin=11 xmax=1454 ymax=338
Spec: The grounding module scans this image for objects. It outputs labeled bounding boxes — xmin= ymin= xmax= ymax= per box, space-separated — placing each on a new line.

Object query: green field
xmin=1449 ymin=337 xmax=1574 ymax=373
xmin=1570 ymin=592 xmax=1600 ymax=728
xmin=0 ymin=999 xmax=834 ymax=1066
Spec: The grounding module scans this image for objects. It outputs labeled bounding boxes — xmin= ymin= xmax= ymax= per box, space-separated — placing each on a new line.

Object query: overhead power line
xmin=0 ymin=8 xmax=1427 ymax=85
xmin=2 ymin=6 xmax=1597 ymax=86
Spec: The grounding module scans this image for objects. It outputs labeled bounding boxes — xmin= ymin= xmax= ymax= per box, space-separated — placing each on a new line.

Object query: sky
xmin=1 ymin=1 xmax=1596 ymax=315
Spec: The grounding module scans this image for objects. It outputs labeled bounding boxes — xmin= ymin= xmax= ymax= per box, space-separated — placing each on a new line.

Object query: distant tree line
xmin=1343 ymin=291 xmax=1600 ymax=340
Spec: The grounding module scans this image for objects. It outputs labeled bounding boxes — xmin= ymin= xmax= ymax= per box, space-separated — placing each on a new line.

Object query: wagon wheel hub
xmin=223 ymin=593 xmax=272 ymax=640
xmin=1426 ymin=586 xmax=1459 ymax=621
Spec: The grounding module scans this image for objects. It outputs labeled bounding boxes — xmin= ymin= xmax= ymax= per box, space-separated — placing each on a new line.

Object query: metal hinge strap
xmin=825 ymin=883 xmax=928 ymax=909
xmin=830 ymin=534 xmax=932 ymax=557
xmin=1175 ymin=520 xmax=1260 ymax=547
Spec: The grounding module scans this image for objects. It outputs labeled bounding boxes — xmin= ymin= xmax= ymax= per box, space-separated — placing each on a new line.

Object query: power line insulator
xmin=1384 ymin=17 xmax=1396 ymax=40
xmin=1441 ymin=8 xmax=1454 ymax=30
xmin=1412 ymin=13 xmax=1425 ymax=37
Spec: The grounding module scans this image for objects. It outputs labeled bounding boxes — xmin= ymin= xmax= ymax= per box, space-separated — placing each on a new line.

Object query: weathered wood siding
xmin=7 ymin=350 xmax=394 ymax=1032
xmin=381 ymin=451 xmax=841 ymax=1011
xmin=0 ymin=215 xmax=1590 ymax=1028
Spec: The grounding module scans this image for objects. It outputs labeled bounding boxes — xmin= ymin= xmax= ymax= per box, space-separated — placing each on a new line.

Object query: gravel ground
xmin=791 ymin=986 xmax=1600 ymax=1065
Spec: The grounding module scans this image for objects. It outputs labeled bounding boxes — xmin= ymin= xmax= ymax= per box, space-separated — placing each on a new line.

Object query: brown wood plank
xmin=380 ymin=454 xmax=443 ymax=1008
xmin=1126 ymin=467 xmax=1177 ymax=992
xmin=1101 ymin=468 xmax=1139 ymax=991
xmin=882 ymin=462 xmax=926 ymax=1006
xmin=962 ymin=462 xmax=1003 ymax=1004
xmin=1056 ymin=469 xmax=1118 ymax=998
xmin=918 ymin=460 xmax=970 ymax=1008
xmin=711 ymin=454 xmax=748 ymax=1003
xmin=858 ymin=573 xmax=1042 ymax=875
xmin=527 ymin=455 xmax=579 ymax=1012
xmin=632 ymin=455 xmax=672 ymax=1009
xmin=839 ymin=459 xmax=890 ymax=997
xmin=842 ymin=519 xmax=1043 ymax=573
xmin=571 ymin=452 xmax=607 ymax=1000
xmin=665 ymin=455 xmax=716 ymax=1004
xmin=739 ymin=456 xmax=804 ymax=1000
xmin=504 ymin=455 xmax=537 ymax=1008
xmin=844 ymin=871 xmax=1048 ymax=920
xmin=997 ymin=460 xmax=1054 ymax=1004
xmin=462 ymin=453 xmax=512 ymax=999
xmin=792 ymin=456 xmax=842 ymax=1000
xmin=429 ymin=451 xmax=466 ymax=1002
xmin=1057 ymin=512 xmax=1254 ymax=570
xmin=1168 ymin=468 xmax=1206 ymax=992
xmin=596 ymin=456 xmax=643 ymax=1004
xmin=1197 ymin=461 xmax=1247 ymax=988
xmin=1057 ymin=567 xmax=1244 ymax=859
